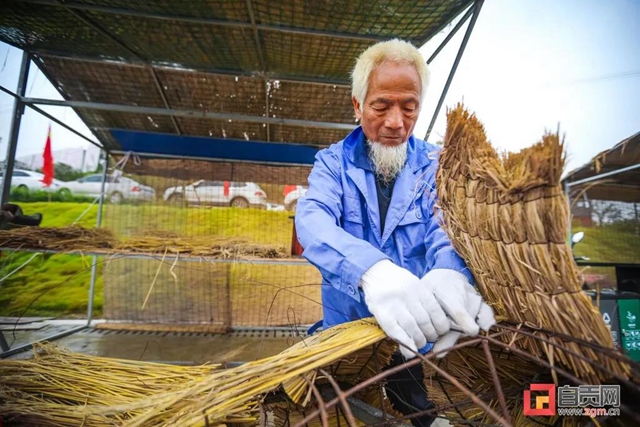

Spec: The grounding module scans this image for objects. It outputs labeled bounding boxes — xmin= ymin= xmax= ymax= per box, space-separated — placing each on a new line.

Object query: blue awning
xmin=110 ymin=129 xmax=320 ymax=165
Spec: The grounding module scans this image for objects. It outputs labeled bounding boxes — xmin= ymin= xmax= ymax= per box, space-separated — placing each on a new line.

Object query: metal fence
xmin=98 ymin=155 xmax=322 ymax=329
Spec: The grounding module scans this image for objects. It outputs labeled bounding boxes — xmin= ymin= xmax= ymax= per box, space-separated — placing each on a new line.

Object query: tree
xmin=36 ymin=162 xmax=85 ymax=182
xmin=592 ymin=201 xmax=623 ymax=226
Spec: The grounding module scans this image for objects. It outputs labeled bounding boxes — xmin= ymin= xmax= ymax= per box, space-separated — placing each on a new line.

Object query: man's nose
xmin=384 ymin=107 xmax=403 ymax=130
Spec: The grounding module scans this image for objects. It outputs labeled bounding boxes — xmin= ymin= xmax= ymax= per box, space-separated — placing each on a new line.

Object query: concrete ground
xmin=2 ymin=319 xmax=305 ymax=364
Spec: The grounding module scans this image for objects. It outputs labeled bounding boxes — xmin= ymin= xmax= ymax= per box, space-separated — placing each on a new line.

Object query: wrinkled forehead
xmin=367 ymin=61 xmax=422 ymax=100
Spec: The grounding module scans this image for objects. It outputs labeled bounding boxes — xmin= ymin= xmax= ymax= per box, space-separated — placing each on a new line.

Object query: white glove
xmin=361 ymin=260 xmax=450 ymax=359
xmin=420 ymin=269 xmax=495 ymax=357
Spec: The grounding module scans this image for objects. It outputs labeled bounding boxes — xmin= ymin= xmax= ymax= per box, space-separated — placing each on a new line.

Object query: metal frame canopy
xmin=0 ymin=0 xmax=487 ymax=356
xmin=0 ymin=0 xmax=482 ymax=166
xmin=564 ymin=131 xmax=640 ymax=203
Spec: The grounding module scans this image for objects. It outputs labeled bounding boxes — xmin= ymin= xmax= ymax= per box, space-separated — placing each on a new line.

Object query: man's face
xmin=353 ymin=61 xmax=421 ymax=146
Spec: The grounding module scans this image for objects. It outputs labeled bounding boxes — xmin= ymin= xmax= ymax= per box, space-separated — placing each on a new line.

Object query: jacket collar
xmin=342 ymin=126 xmax=430 ymax=173
xmin=343 ymin=126 xmax=435 ymax=246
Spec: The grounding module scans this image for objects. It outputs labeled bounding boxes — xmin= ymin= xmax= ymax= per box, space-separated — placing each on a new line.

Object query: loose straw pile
xmin=436 ymin=104 xmax=629 ymax=382
xmin=0 ymin=319 xmax=393 ymax=426
xmin=0 ymin=226 xmax=116 ymax=251
xmin=0 ymin=226 xmax=287 ymax=259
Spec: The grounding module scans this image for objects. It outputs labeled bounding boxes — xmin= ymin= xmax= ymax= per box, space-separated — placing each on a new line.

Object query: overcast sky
xmin=1 ymin=0 xmax=639 ymax=174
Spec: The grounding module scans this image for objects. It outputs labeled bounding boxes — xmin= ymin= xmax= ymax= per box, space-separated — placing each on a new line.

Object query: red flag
xmin=41 ymin=124 xmax=54 ymax=187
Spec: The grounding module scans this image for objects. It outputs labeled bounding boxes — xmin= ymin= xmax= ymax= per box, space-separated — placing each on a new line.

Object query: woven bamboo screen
xmin=0 ymin=0 xmax=471 ymax=150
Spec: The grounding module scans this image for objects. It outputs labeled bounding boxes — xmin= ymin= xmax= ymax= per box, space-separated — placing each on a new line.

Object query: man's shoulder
xmin=315 ymin=140 xmax=347 ymax=165
xmin=413 ymin=136 xmax=442 ymax=154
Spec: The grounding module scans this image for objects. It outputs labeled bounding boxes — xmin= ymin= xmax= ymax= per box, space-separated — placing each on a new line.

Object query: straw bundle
xmin=0 ymin=225 xmax=116 ymax=251
xmin=436 ymin=104 xmax=629 ymax=382
xmin=0 ymin=226 xmax=287 ymax=259
xmin=0 ymin=319 xmax=396 ymax=426
xmin=0 ymin=343 xmax=219 ymax=425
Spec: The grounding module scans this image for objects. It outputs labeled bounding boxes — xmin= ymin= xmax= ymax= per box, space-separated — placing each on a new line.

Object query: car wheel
xmin=58 ymin=188 xmax=71 ymax=199
xmin=17 ymin=184 xmax=28 ymax=190
xmin=230 ymin=197 xmax=249 ymax=208
xmin=109 ymin=191 xmax=123 ymax=204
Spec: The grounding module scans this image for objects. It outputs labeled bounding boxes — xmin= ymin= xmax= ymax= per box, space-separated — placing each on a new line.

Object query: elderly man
xmin=295 ymin=39 xmax=495 ymax=425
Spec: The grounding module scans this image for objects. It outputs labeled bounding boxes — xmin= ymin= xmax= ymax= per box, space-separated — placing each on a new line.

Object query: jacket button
xmin=416 ymin=210 xmax=422 ymax=219
xmin=347 ymin=285 xmax=355 ymax=294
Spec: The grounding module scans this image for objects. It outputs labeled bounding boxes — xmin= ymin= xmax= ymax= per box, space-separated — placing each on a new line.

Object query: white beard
xmin=367 ymin=139 xmax=408 ymax=185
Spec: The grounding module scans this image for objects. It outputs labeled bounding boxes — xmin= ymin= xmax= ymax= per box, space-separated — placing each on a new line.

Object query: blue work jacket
xmin=296 ymin=127 xmax=473 ymax=331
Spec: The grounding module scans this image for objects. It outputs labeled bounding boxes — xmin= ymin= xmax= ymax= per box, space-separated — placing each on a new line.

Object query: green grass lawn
xmin=572 ymin=225 xmax=639 ymax=264
xmin=0 ymin=202 xmax=295 ymax=318
xmin=0 ymin=203 xmax=102 ymax=317
xmin=3 ymin=201 xmax=636 ymax=321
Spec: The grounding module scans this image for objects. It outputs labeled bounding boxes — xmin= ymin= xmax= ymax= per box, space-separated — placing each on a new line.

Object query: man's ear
xmin=352 ymin=96 xmax=362 ymax=121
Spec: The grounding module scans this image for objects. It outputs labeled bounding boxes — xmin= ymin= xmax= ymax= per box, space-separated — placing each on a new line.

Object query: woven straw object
xmin=436 ymin=104 xmax=629 ymax=382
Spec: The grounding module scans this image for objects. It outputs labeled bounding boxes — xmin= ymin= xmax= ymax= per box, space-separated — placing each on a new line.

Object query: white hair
xmin=367 ymin=139 xmax=408 ymax=185
xmin=351 ymin=38 xmax=430 ymax=108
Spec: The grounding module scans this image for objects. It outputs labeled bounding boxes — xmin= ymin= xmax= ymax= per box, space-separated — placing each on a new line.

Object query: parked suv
xmin=284 ymin=185 xmax=307 ymax=211
xmin=163 ymin=180 xmax=267 ymax=208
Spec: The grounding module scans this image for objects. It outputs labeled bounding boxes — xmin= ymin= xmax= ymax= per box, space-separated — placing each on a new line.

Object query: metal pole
xmin=0 ymin=331 xmax=9 ymax=352
xmin=21 ymin=97 xmax=358 ymax=130
xmin=87 ymin=153 xmax=109 ymax=325
xmin=634 ymin=202 xmax=639 ymax=236
xmin=0 ymin=84 xmax=103 ymax=150
xmin=565 ymin=163 xmax=640 ymax=187
xmin=427 ymin=4 xmax=475 ymax=64
xmin=0 ymin=325 xmax=86 ymax=359
xmin=424 ymin=0 xmax=484 ymax=141
xmin=1 ymin=52 xmax=31 ymax=205
xmin=564 ymin=180 xmax=572 ymax=244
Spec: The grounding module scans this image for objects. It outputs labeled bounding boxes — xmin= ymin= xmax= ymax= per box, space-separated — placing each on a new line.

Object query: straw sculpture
xmin=435 ymin=103 xmax=630 ymax=383
xmin=423 ymin=344 xmax=580 ymax=427
xmin=0 ymin=319 xmax=397 ymax=426
xmin=0 ymin=226 xmax=286 ymax=259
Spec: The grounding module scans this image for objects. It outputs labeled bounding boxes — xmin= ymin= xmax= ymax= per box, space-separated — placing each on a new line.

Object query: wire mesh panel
xmin=72 ymin=0 xmax=252 ymax=21
xmin=99 ymin=155 xmax=322 ymax=329
xmin=251 ymin=0 xmax=470 ymax=43
xmin=103 ymin=258 xmax=229 ymax=326
xmin=36 ymin=57 xmax=166 ymax=107
xmin=0 ymin=2 xmax=134 ymax=59
xmin=229 ymin=263 xmax=321 ymax=327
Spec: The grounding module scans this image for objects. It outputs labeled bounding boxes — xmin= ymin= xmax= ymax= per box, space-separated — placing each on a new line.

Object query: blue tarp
xmin=110 ymin=130 xmax=319 ymax=165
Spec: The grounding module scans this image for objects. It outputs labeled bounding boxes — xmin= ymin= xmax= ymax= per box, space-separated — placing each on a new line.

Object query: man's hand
xmin=420 ymin=269 xmax=495 ymax=357
xmin=361 ymin=260 xmax=450 ymax=359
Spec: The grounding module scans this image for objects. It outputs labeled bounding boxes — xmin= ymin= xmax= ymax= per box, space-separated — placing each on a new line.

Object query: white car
xmin=64 ymin=174 xmax=155 ymax=203
xmin=0 ymin=169 xmax=67 ymax=192
xmin=284 ymin=185 xmax=307 ymax=211
xmin=163 ymin=181 xmax=267 ymax=208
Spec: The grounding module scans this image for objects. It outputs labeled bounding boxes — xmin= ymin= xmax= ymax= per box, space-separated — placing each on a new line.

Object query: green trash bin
xmin=618 ymin=297 xmax=640 ymax=362
xmin=586 ymin=290 xmax=640 ymax=360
